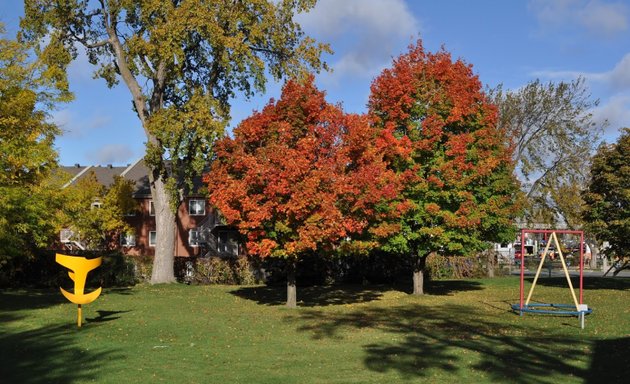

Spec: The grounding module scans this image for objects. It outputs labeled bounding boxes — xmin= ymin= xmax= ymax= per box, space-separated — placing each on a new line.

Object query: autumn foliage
xmin=369 ymin=41 xmax=520 ymax=293
xmin=206 ymin=76 xmax=402 ymax=261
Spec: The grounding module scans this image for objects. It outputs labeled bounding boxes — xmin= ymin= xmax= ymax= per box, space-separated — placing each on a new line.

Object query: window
xmin=189 ymin=199 xmax=206 ymax=216
xmin=60 ymin=229 xmax=74 ymax=242
xmin=149 ymin=200 xmax=155 ymax=216
xmin=217 ymin=230 xmax=238 ymax=256
xmin=149 ymin=231 xmax=157 ymax=247
xmin=189 ymin=229 xmax=200 ymax=247
xmin=120 ymin=232 xmax=136 ymax=247
xmin=91 ymin=201 xmax=102 ymax=209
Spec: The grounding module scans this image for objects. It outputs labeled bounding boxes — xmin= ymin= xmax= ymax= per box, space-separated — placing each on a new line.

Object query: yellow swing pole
xmin=525 ymin=234 xmax=553 ymax=306
xmin=78 ymin=304 xmax=82 ymax=327
xmin=552 ymin=233 xmax=580 ymax=311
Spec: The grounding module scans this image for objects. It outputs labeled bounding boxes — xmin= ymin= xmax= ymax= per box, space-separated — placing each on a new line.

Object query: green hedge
xmin=0 ymin=250 xmax=138 ymax=288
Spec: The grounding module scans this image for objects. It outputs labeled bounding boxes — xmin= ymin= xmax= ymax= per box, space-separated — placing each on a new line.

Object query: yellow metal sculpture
xmin=56 ymin=253 xmax=102 ymax=327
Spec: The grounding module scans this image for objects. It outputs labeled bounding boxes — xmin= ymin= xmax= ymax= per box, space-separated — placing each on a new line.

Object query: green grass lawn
xmin=1 ymin=277 xmax=629 ymax=383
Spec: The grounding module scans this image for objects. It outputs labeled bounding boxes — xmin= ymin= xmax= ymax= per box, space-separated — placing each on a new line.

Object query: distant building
xmin=58 ymin=159 xmax=240 ymax=258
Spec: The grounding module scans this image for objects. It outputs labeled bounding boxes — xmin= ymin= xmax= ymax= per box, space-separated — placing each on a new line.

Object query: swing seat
xmin=511 ymin=303 xmax=593 ymax=316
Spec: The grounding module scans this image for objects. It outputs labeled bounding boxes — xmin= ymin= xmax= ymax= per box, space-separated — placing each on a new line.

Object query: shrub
xmin=176 ymin=256 xmax=263 ymax=285
xmin=0 ymin=250 xmax=140 ymax=288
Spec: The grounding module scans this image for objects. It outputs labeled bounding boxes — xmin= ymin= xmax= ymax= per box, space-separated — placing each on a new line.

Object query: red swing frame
xmin=517 ymin=229 xmax=585 ymax=310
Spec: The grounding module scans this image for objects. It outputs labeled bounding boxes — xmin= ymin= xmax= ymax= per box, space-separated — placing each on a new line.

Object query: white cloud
xmin=529 ymin=0 xmax=629 ymax=37
xmin=88 ymin=144 xmax=135 ymax=165
xmin=591 ymin=94 xmax=630 ymax=135
xmin=531 ymin=52 xmax=630 ymax=90
xmin=529 ymin=0 xmax=580 ymax=24
xmin=530 ymin=53 xmax=630 ymax=140
xmin=297 ymin=0 xmax=419 ymax=81
xmin=607 ymin=53 xmax=630 ymax=89
xmin=51 ymin=109 xmax=111 ymax=138
xmin=578 ymin=1 xmax=628 ymax=35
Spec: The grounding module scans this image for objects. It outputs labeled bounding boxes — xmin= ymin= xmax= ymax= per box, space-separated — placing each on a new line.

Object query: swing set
xmin=511 ymin=229 xmax=593 ymax=329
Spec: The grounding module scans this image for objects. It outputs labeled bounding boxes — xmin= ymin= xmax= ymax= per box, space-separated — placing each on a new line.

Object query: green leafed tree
xmin=489 ymin=78 xmax=602 ymax=228
xmin=583 ymin=128 xmax=630 ymax=259
xmin=369 ymin=41 xmax=521 ymax=294
xmin=0 ymin=23 xmax=68 ymax=273
xmin=21 ymin=0 xmax=330 ymax=283
xmin=59 ymin=172 xmax=137 ymax=250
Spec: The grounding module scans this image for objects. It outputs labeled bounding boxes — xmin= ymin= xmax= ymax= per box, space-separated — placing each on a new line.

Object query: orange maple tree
xmin=369 ymin=40 xmax=521 ymax=294
xmin=205 ymin=76 xmax=402 ymax=307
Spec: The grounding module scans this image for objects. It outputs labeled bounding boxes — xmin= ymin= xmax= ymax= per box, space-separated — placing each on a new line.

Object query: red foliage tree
xmin=205 ymin=76 xmax=401 ymax=307
xmin=369 ymin=41 xmax=521 ymax=294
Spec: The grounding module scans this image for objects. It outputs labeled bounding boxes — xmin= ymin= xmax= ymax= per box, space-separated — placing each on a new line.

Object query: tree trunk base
xmin=287 ymin=260 xmax=297 ymax=308
xmin=412 ymin=269 xmax=424 ymax=295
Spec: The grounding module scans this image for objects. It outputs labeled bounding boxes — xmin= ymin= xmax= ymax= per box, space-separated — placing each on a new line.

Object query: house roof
xmin=60 ymin=159 xmax=207 ymax=198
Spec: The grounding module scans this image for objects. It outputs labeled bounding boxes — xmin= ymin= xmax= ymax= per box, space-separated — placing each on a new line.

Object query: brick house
xmin=59 ymin=159 xmax=240 ymax=258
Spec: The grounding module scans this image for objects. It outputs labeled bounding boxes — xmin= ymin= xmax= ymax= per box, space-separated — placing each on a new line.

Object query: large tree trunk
xmin=412 ymin=255 xmax=427 ymax=295
xmin=286 ymin=259 xmax=297 ymax=308
xmin=150 ymin=176 xmax=177 ymax=284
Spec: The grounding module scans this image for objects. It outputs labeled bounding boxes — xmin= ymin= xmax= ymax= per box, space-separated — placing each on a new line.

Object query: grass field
xmin=1 ymin=277 xmax=629 ymax=383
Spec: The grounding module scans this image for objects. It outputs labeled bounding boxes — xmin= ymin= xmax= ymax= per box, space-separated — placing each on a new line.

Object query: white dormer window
xmin=189 ymin=199 xmax=206 ymax=216
xmin=91 ymin=201 xmax=102 ymax=209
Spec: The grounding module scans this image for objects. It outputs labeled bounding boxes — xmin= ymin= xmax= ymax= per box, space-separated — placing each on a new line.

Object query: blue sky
xmin=2 ymin=0 xmax=629 ymax=166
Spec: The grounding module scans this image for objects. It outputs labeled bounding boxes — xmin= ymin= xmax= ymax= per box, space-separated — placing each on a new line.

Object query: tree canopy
xmin=489 ymin=78 xmax=602 ymax=227
xmin=58 ymin=172 xmax=137 ymax=250
xmin=0 ymin=23 xmax=67 ymax=270
xmin=21 ymin=0 xmax=330 ymax=283
xmin=369 ymin=41 xmax=521 ymax=294
xmin=206 ymin=77 xmax=401 ymax=306
xmin=583 ymin=128 xmax=630 ymax=258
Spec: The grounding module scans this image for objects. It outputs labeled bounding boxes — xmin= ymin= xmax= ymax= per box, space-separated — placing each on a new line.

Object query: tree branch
xmin=525 ymin=154 xmax=566 ymax=199
xmin=100 ymin=0 xmax=149 ymax=131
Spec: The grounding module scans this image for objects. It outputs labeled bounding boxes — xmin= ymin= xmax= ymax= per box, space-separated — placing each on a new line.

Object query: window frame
xmin=149 ymin=231 xmax=157 ymax=247
xmin=120 ymin=232 xmax=136 ymax=247
xmin=188 ymin=199 xmax=206 ymax=216
xmin=188 ymin=229 xmax=200 ymax=247
xmin=217 ymin=229 xmax=238 ymax=257
xmin=149 ymin=200 xmax=155 ymax=216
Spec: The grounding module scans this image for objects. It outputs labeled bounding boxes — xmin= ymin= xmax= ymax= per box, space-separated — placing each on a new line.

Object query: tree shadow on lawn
xmin=289 ymin=303 xmax=609 ymax=383
xmin=0 ymin=323 xmax=122 ymax=384
xmin=0 ymin=289 xmax=66 ymax=311
xmin=527 ymin=277 xmax=630 ymax=291
xmin=230 ymin=284 xmax=390 ymax=307
xmin=424 ymin=279 xmax=484 ymax=295
xmin=584 ymin=337 xmax=630 ymax=384
xmin=230 ymin=280 xmax=483 ymax=307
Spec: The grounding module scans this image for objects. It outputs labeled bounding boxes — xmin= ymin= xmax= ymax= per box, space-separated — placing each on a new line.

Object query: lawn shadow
xmin=425 ymin=279 xmax=484 ymax=295
xmin=585 ymin=337 xmax=630 ymax=383
xmin=230 ymin=284 xmax=393 ymax=307
xmin=86 ymin=309 xmax=132 ymax=323
xmin=0 ymin=289 xmax=65 ymax=311
xmin=105 ymin=287 xmax=135 ymax=295
xmin=231 ymin=280 xmax=485 ymax=307
xmin=528 ymin=277 xmax=630 ymax=291
xmin=289 ymin=303 xmax=596 ymax=383
xmin=0 ymin=323 xmax=122 ymax=384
